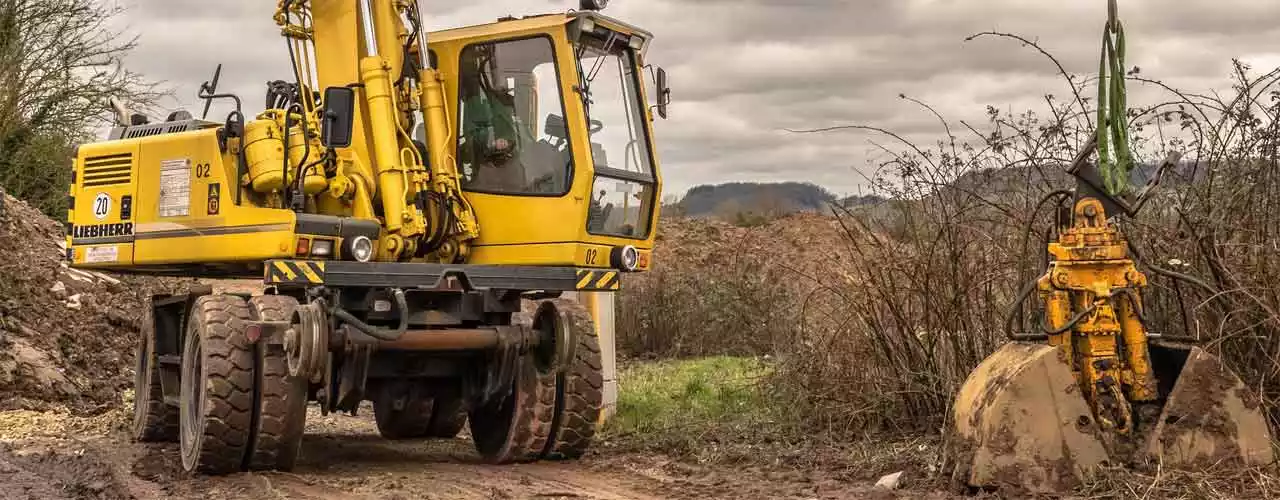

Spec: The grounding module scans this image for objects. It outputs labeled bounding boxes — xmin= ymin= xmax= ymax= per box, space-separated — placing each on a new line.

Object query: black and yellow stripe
xmin=575 ymin=269 xmax=620 ymax=291
xmin=266 ymin=260 xmax=326 ymax=285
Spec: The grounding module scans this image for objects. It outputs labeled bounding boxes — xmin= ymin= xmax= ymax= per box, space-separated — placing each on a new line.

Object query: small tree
xmin=0 ymin=0 xmax=160 ymax=216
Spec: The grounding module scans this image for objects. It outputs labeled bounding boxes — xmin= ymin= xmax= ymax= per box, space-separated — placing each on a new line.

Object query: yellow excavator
xmin=67 ymin=0 xmax=667 ymax=474
xmin=952 ymin=1 xmax=1271 ymax=493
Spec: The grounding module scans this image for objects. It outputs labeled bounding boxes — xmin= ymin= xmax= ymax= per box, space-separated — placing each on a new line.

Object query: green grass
xmin=606 ymin=356 xmax=782 ymax=454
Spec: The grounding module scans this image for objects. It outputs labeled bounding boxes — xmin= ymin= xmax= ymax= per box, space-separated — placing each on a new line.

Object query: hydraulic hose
xmin=1004 ymin=274 xmax=1046 ymax=340
xmin=1042 ymin=303 xmax=1098 ymax=335
xmin=333 ymin=289 xmax=409 ymax=341
xmin=1126 ymin=240 xmax=1219 ymax=295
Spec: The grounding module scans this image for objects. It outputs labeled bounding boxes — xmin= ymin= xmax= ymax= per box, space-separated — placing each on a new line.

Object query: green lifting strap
xmin=1097 ymin=0 xmax=1132 ymax=196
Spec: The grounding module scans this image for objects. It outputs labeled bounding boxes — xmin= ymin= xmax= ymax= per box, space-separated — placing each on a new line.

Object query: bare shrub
xmin=618 ymin=216 xmax=841 ymax=358
xmin=770 ymin=34 xmax=1280 ymax=438
xmin=621 ymin=31 xmax=1280 ymax=449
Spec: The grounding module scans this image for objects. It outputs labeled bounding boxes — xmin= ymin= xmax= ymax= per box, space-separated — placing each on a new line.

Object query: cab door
xmin=435 ymin=27 xmax=597 ymax=266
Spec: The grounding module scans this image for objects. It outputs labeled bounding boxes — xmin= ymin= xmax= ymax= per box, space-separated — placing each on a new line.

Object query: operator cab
xmin=429 ymin=12 xmax=669 ymax=269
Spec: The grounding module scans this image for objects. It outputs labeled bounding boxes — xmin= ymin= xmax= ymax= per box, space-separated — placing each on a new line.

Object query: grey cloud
xmin=112 ymin=0 xmax=1280 ymax=196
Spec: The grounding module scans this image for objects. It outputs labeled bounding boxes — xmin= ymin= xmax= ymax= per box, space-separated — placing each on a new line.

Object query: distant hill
xmin=837 ymin=194 xmax=887 ymax=208
xmin=673 ymin=182 xmax=839 ymax=218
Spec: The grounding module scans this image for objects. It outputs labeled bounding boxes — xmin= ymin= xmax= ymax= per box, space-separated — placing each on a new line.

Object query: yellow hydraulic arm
xmin=274 ymin=0 xmax=478 ymax=263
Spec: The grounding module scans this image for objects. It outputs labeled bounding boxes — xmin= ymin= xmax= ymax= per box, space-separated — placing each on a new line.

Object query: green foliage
xmin=0 ymin=0 xmax=159 ymax=218
xmin=0 ymin=133 xmax=73 ymax=216
xmin=607 ymin=357 xmax=786 ymax=454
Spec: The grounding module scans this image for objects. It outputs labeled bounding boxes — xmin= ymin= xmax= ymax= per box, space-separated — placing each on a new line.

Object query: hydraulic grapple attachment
xmin=951 ymin=193 xmax=1272 ymax=492
xmin=952 ymin=342 xmax=1272 ymax=492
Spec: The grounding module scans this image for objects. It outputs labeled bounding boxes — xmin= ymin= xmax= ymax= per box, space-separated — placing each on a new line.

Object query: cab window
xmin=575 ymin=33 xmax=657 ymax=239
xmin=457 ymin=37 xmax=572 ymax=196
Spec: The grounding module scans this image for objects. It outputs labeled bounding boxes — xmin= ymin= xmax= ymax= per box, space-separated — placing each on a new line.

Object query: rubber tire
xmin=179 ymin=295 xmax=256 ymax=475
xmin=469 ymin=356 xmax=557 ymax=464
xmin=373 ymin=386 xmax=436 ymax=440
xmin=132 ymin=303 xmax=177 ymax=442
xmin=247 ymin=295 xmax=308 ymax=471
xmin=427 ymin=395 xmax=467 ymax=438
xmin=540 ymin=299 xmax=604 ymax=460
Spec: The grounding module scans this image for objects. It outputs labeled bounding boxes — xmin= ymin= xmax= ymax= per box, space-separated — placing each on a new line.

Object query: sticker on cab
xmin=84 ymin=246 xmax=119 ymax=264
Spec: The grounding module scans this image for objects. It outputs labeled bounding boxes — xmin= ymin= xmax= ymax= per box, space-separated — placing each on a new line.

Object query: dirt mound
xmin=0 ymin=190 xmax=188 ymax=413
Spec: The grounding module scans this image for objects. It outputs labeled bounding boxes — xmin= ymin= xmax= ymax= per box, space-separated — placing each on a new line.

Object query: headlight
xmin=580 ymin=0 xmax=607 ymax=11
xmin=611 ymin=245 xmax=639 ymax=272
xmin=348 ymin=236 xmax=374 ymax=262
xmin=311 ymin=239 xmax=334 ymax=257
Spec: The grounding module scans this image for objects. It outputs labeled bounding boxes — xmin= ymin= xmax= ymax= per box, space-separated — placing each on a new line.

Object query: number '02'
xmin=195 ymin=163 xmax=212 ymax=178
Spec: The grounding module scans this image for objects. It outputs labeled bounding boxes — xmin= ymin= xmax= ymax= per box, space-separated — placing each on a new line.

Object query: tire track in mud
xmin=0 ymin=404 xmax=931 ymax=499
xmin=1 ymin=406 xmax=666 ymax=500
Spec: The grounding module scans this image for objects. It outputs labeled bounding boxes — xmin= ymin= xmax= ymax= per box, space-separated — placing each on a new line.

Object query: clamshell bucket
xmin=952 ymin=342 xmax=1273 ymax=493
xmin=951 ymin=343 xmax=1108 ymax=493
xmin=1142 ymin=344 xmax=1273 ymax=468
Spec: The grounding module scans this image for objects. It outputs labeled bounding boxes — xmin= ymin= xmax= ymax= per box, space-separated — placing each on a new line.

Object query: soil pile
xmin=0 ymin=190 xmax=188 ymax=413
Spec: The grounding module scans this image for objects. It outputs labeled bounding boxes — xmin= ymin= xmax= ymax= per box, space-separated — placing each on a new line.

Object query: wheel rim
xmin=471 ymin=386 xmax=517 ymax=455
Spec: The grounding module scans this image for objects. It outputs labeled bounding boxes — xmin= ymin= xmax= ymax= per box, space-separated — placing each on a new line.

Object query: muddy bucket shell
xmin=951 ymin=342 xmax=1107 ymax=492
xmin=951 ymin=342 xmax=1274 ymax=493
xmin=1142 ymin=344 xmax=1273 ymax=468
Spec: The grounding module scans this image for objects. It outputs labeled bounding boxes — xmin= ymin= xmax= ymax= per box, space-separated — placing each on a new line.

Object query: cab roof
xmin=428 ymin=11 xmax=654 ymax=53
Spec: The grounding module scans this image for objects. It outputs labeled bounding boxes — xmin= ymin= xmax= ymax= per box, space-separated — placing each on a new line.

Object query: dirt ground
xmin=0 ymin=403 xmax=946 ymax=500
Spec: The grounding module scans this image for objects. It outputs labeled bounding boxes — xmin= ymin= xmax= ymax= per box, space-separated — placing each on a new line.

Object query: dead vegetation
xmin=620 ymin=36 xmax=1280 ymax=495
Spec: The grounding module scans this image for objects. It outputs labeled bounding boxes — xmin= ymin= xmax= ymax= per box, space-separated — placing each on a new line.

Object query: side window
xmin=574 ymin=34 xmax=658 ymax=239
xmin=457 ymin=37 xmax=571 ymax=195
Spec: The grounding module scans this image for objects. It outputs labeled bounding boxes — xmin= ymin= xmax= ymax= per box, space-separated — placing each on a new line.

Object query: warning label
xmin=84 ymin=246 xmax=119 ymax=264
xmin=159 ymin=159 xmax=191 ymax=217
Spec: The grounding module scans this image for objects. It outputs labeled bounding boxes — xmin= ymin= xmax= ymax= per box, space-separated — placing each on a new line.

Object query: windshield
xmin=575 ymin=33 xmax=656 ymax=238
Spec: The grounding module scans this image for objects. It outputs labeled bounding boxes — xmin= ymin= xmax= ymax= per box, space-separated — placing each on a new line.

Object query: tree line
xmin=0 ymin=0 xmax=157 ymax=216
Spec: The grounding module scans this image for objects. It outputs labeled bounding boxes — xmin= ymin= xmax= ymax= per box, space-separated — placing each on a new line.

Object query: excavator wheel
xmin=469 ymin=356 xmax=557 ymax=463
xmin=132 ymin=303 xmax=177 ymax=442
xmin=247 ymin=295 xmax=309 ymax=471
xmin=425 ymin=385 xmax=468 ymax=438
xmin=178 ymin=295 xmax=256 ymax=475
xmin=537 ymin=299 xmax=604 ymax=460
xmin=951 ymin=342 xmax=1273 ymax=493
xmin=372 ymin=383 xmax=436 ymax=440
xmin=373 ymin=386 xmax=471 ymax=439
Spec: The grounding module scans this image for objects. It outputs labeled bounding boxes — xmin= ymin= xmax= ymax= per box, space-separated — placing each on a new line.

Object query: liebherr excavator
xmin=951 ymin=1 xmax=1272 ymax=493
xmin=67 ymin=0 xmax=668 ymax=474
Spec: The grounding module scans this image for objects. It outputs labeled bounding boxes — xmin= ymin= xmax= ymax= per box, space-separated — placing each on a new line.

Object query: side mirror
xmin=321 ymin=86 xmax=355 ymax=148
xmin=656 ymin=67 xmax=671 ymax=119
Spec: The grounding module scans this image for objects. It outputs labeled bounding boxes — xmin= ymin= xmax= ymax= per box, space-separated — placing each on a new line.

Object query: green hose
xmin=1096 ymin=0 xmax=1132 ymax=196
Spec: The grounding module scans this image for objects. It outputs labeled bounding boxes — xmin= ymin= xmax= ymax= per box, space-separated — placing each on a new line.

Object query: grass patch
xmin=605 ymin=356 xmax=789 ymax=457
xmin=602 ymin=356 xmax=947 ymax=480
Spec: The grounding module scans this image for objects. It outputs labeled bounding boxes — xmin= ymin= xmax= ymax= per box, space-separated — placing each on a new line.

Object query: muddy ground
xmin=0 ymin=404 xmax=946 ymax=500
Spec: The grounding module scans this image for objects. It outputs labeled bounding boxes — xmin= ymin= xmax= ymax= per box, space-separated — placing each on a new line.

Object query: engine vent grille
xmin=82 ymin=153 xmax=133 ymax=187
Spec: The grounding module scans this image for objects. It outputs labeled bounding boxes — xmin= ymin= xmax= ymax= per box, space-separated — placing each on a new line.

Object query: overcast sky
xmin=110 ymin=0 xmax=1280 ymax=198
